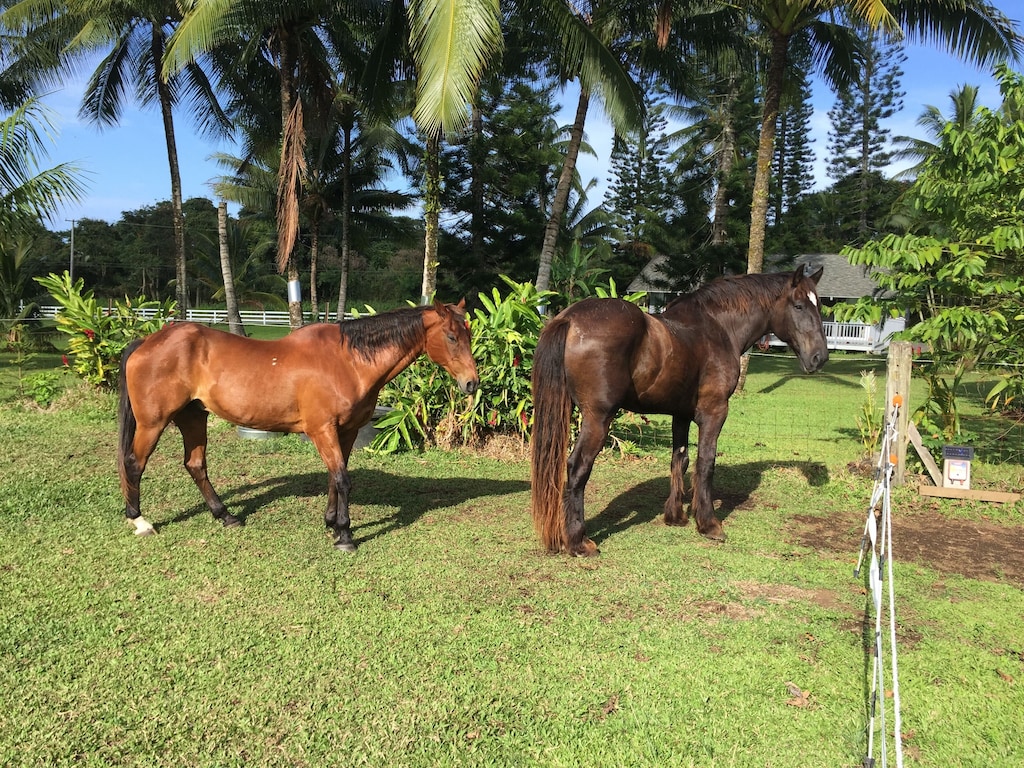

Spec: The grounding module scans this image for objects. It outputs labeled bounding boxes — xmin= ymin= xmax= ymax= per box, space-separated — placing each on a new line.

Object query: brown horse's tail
xmin=117 ymin=339 xmax=144 ymax=504
xmin=530 ymin=316 xmax=574 ymax=552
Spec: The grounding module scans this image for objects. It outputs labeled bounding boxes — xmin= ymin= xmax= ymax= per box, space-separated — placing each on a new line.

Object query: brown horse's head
xmin=773 ymin=267 xmax=829 ymax=374
xmin=425 ymin=299 xmax=480 ymax=394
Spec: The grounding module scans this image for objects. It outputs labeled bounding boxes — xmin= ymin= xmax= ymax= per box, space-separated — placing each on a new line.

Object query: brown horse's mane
xmin=338 ymin=305 xmax=427 ymax=361
xmin=664 ymin=272 xmax=790 ymax=316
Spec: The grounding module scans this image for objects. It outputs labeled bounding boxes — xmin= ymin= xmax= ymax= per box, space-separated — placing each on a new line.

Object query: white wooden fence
xmin=35 ymin=305 xmax=905 ymax=353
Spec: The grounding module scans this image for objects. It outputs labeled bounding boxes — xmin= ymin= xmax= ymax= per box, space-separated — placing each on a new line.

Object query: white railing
xmin=34 ymin=306 xmax=346 ymax=326
xmin=768 ymin=317 xmax=905 ymax=354
xmin=34 ymin=305 xmax=906 ymax=352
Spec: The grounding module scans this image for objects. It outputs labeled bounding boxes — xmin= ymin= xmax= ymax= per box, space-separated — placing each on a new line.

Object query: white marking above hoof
xmin=130 ymin=517 xmax=156 ymax=536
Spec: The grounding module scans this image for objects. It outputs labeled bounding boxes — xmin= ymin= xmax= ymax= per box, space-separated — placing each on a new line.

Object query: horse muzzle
xmin=460 ymin=376 xmax=480 ymax=395
xmin=801 ymin=348 xmax=829 ymax=374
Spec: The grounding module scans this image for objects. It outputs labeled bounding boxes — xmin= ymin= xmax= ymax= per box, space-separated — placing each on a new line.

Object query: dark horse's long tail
xmin=117 ymin=339 xmax=144 ymax=509
xmin=530 ymin=316 xmax=574 ymax=552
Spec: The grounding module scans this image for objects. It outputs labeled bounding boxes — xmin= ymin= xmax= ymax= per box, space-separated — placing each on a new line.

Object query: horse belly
xmin=195 ymin=369 xmax=304 ymax=432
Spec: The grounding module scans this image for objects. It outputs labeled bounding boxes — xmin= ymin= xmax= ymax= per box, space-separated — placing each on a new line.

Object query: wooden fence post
xmin=886 ymin=341 xmax=912 ymax=486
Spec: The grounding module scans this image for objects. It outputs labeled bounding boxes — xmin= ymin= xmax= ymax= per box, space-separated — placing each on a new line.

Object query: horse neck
xmin=669 ymin=279 xmax=779 ymax=356
xmin=347 ymin=310 xmax=428 ymax=389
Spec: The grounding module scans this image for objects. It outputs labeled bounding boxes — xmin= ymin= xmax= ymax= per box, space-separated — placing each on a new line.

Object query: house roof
xmin=626 ymin=254 xmax=673 ymax=293
xmin=628 ymin=252 xmax=885 ymax=300
xmin=775 ymin=254 xmax=884 ymax=300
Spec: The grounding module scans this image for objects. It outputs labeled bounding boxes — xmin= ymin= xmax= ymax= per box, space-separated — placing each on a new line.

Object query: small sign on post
xmin=941 ymin=445 xmax=974 ymax=490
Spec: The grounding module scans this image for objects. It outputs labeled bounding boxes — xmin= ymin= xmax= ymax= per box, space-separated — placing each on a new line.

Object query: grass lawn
xmin=1 ymin=349 xmax=1022 ymax=767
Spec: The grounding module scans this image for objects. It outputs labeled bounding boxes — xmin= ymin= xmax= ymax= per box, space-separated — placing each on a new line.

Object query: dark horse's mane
xmin=338 ymin=305 xmax=427 ymax=361
xmin=665 ymin=272 xmax=790 ymax=314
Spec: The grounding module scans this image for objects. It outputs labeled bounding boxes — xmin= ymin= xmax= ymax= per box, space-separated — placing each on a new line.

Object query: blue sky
xmin=43 ymin=2 xmax=1021 ymax=227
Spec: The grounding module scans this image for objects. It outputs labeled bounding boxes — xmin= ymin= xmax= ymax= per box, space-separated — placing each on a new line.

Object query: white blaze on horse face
xmin=808 ymin=291 xmax=818 ymax=307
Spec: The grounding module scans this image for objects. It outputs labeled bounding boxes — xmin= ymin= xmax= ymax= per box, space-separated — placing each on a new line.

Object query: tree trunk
xmin=711 ymin=79 xmax=739 ymax=247
xmin=739 ymin=29 xmax=790 ymax=392
xmin=421 ymin=133 xmax=441 ymax=304
xmin=152 ymin=25 xmax=188 ymax=314
xmin=309 ymin=220 xmax=320 ymax=320
xmin=747 ymin=29 xmax=790 ymax=277
xmin=218 ymin=202 xmax=245 ymax=336
xmin=276 ymin=23 xmax=305 ymax=329
xmin=337 ymin=122 xmax=353 ymax=320
xmin=535 ymin=86 xmax=590 ymax=295
xmin=470 ymin=102 xmax=485 ymax=263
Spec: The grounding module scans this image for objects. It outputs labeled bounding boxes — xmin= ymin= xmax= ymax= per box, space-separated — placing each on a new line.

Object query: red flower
xmin=488 ymin=410 xmax=498 ymax=427
xmin=520 ymin=412 xmax=529 ymax=427
xmin=512 ymin=356 xmax=520 ymax=368
xmin=83 ymin=328 xmax=95 ymax=341
xmin=61 ymin=354 xmax=69 ymax=367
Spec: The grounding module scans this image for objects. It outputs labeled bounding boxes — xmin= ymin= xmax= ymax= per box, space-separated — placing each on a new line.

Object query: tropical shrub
xmin=373 ymin=277 xmax=552 ymax=452
xmin=35 ymin=272 xmax=175 ymax=388
xmin=373 ymin=275 xmax=646 ymax=453
xmin=836 ymin=65 xmax=1024 ymax=438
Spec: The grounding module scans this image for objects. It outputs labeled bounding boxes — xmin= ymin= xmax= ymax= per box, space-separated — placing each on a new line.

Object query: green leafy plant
xmin=34 ymin=272 xmax=175 ymax=388
xmin=25 ymin=370 xmax=65 ymax=407
xmin=373 ymin=276 xmax=650 ymax=454
xmin=373 ymin=277 xmax=553 ymax=452
xmin=854 ymin=370 xmax=883 ymax=455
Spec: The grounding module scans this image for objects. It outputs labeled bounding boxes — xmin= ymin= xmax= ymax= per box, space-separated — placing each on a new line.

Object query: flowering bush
xmin=35 ymin=272 xmax=175 ymax=388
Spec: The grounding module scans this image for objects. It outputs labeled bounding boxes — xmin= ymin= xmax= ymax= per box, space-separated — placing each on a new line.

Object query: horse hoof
xmin=221 ymin=515 xmax=242 ymax=528
xmin=129 ymin=517 xmax=156 ymax=536
xmin=570 ymin=539 xmax=600 ymax=557
xmin=334 ymin=541 xmax=358 ymax=553
xmin=700 ymin=528 xmax=726 ymax=542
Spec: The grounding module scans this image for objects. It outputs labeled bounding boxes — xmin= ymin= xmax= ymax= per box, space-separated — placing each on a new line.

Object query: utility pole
xmin=66 ymin=219 xmax=76 ymax=281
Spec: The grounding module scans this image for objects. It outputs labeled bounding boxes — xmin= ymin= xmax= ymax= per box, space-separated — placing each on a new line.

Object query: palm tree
xmin=4 ymin=0 xmax=231 ymax=312
xmin=0 ymin=97 xmax=87 ymax=241
xmin=739 ymin=0 xmax=1020 ymax=276
xmin=891 ymin=83 xmax=982 ymax=177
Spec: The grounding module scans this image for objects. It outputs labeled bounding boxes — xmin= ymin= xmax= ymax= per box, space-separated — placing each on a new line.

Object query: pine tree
xmin=604 ymin=89 xmax=672 ymax=273
xmin=770 ymin=38 xmax=816 ymax=231
xmin=826 ymin=29 xmax=906 ymax=240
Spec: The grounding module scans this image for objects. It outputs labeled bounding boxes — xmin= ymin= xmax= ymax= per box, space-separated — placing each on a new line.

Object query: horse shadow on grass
xmin=586 ymin=459 xmax=830 ymax=546
xmin=164 ymin=468 xmax=530 ymax=548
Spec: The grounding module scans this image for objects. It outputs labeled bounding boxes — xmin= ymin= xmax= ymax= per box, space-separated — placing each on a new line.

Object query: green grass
xmin=1 ymin=351 xmax=1022 ymax=767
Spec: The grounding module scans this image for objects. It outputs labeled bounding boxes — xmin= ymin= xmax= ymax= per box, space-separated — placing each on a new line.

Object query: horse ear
xmin=809 ymin=266 xmax=824 ymax=285
xmin=457 ymin=298 xmax=466 ymax=310
xmin=432 ymin=298 xmax=446 ymax=315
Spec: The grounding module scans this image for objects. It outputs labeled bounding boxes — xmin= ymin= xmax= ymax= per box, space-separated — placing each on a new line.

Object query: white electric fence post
xmin=854 ymin=395 xmax=905 ymax=768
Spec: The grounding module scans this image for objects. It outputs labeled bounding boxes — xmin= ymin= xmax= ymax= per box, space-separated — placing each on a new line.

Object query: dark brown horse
xmin=530 ymin=268 xmax=829 ymax=556
xmin=118 ymin=301 xmax=478 ymax=552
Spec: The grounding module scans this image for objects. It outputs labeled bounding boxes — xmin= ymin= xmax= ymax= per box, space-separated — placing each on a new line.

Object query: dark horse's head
xmin=773 ymin=267 xmax=829 ymax=374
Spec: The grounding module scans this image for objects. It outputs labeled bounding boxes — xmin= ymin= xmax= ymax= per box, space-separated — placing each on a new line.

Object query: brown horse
xmin=530 ymin=268 xmax=829 ymax=556
xmin=117 ymin=301 xmax=478 ymax=552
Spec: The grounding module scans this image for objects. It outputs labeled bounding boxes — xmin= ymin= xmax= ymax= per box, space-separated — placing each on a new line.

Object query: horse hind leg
xmin=663 ymin=416 xmax=691 ymax=526
xmin=563 ymin=411 xmax=614 ymax=557
xmin=174 ymin=402 xmax=237 ymax=527
xmin=122 ymin=423 xmax=164 ymax=536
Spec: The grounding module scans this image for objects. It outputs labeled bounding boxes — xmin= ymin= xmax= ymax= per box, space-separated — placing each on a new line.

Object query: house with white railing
xmin=627 ymin=253 xmax=905 ymax=353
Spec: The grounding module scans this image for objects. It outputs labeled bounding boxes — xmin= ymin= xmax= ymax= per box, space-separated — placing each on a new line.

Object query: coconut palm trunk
xmin=217 ymin=201 xmax=245 ymax=336
xmin=151 ymin=25 xmax=188 ymax=313
xmin=421 ymin=133 xmax=441 ymax=304
xmin=535 ymin=86 xmax=589 ymax=294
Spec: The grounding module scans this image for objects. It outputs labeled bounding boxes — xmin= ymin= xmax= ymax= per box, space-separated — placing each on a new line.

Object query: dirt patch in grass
xmin=791 ymin=507 xmax=1024 ymax=587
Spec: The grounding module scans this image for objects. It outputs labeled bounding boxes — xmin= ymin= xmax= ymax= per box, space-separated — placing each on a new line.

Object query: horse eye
xmin=794 ymin=302 xmax=804 ymax=311
xmin=447 ymin=333 xmax=457 ymax=343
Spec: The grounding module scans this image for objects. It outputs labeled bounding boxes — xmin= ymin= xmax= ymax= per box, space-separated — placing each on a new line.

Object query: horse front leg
xmin=692 ymin=404 xmax=728 ymax=541
xmin=311 ymin=427 xmax=358 ymax=552
xmin=174 ymin=403 xmax=237 ymax=527
xmin=563 ymin=411 xmax=614 ymax=557
xmin=663 ymin=416 xmax=692 ymax=526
